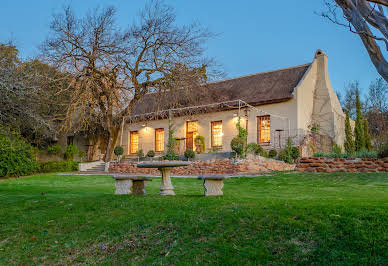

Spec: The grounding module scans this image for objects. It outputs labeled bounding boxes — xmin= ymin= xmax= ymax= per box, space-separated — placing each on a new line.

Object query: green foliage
xmin=344 ymin=110 xmax=355 ymax=154
xmin=208 ymin=146 xmax=221 ymax=153
xmin=363 ymin=119 xmax=372 ymax=151
xmin=246 ymin=143 xmax=266 ymax=157
xmin=146 ymin=150 xmax=155 ymax=158
xmin=313 ymin=149 xmax=377 ymax=159
xmin=268 ymin=149 xmax=277 ymax=158
xmin=278 ymin=138 xmax=299 ymax=164
xmin=308 ymin=123 xmax=321 ymax=133
xmin=354 ymin=91 xmax=365 ymax=151
xmin=78 ymin=150 xmax=86 ymax=160
xmin=166 ymin=122 xmax=176 ymax=152
xmin=231 ymin=137 xmax=245 ymax=158
xmin=378 ymin=143 xmax=388 ymax=158
xmin=331 ymin=143 xmax=343 ymax=156
xmin=136 ymin=149 xmax=144 ymax=158
xmin=184 ymin=149 xmax=195 ymax=159
xmin=231 ymin=120 xmax=248 ymax=158
xmin=162 ymin=150 xmax=179 ymax=160
xmin=313 ymin=152 xmax=326 ymax=157
xmin=37 ymin=161 xmax=79 ymax=173
xmin=64 ymin=144 xmax=78 ymax=161
xmin=194 ymin=135 xmax=205 ymax=154
xmin=114 ymin=146 xmax=124 ymax=156
xmin=47 ymin=145 xmax=62 ymax=156
xmin=0 ymin=127 xmax=37 ymax=177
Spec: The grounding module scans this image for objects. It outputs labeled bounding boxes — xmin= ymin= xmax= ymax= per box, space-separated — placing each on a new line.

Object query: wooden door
xmin=186 ymin=132 xmax=193 ymax=150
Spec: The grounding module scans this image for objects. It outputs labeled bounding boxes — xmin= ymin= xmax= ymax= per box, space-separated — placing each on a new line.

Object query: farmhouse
xmin=117 ymin=50 xmax=345 ymax=158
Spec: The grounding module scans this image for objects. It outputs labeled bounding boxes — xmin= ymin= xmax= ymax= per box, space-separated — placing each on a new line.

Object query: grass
xmin=0 ymin=172 xmax=387 ymax=265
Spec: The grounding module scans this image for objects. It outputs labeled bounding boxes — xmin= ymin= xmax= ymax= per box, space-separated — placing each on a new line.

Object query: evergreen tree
xmin=344 ymin=110 xmax=355 ymax=154
xmin=354 ymin=91 xmax=365 ymax=151
xmin=363 ymin=119 xmax=372 ymax=151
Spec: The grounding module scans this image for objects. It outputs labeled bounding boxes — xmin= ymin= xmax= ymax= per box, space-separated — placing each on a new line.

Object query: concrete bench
xmin=197 ymin=175 xmax=230 ymax=196
xmin=112 ymin=175 xmax=152 ymax=195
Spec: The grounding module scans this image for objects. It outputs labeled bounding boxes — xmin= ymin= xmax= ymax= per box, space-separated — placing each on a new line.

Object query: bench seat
xmin=197 ymin=175 xmax=230 ymax=196
xmin=112 ymin=175 xmax=152 ymax=195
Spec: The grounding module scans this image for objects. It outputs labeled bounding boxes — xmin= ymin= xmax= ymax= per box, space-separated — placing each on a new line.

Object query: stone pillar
xmin=203 ymin=180 xmax=224 ymax=196
xmin=132 ymin=180 xmax=147 ymax=195
xmin=159 ymin=167 xmax=175 ymax=195
xmin=114 ymin=179 xmax=132 ymax=195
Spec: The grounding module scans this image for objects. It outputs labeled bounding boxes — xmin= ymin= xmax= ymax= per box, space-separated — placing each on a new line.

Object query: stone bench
xmin=197 ymin=175 xmax=230 ymax=196
xmin=112 ymin=175 xmax=152 ymax=195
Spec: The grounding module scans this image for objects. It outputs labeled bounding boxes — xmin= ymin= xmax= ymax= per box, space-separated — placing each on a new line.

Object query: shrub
xmin=114 ymin=146 xmax=124 ymax=156
xmin=64 ymin=144 xmax=78 ymax=161
xmin=313 ymin=152 xmax=326 ymax=157
xmin=146 ymin=150 xmax=155 ymax=157
xmin=378 ymin=143 xmax=388 ymax=158
xmin=308 ymin=123 xmax=321 ymax=133
xmin=344 ymin=110 xmax=355 ymax=154
xmin=246 ymin=143 xmax=265 ymax=156
xmin=136 ymin=149 xmax=144 ymax=158
xmin=0 ymin=127 xmax=37 ymax=177
xmin=163 ymin=150 xmax=179 ymax=160
xmin=268 ymin=149 xmax=277 ymax=158
xmin=184 ymin=149 xmax=195 ymax=160
xmin=47 ymin=145 xmax=62 ymax=156
xmin=78 ymin=150 xmax=86 ymax=159
xmin=353 ymin=149 xmax=378 ymax=158
xmin=38 ymin=161 xmax=79 ymax=173
xmin=231 ymin=137 xmax=245 ymax=158
xmin=291 ymin=147 xmax=300 ymax=160
xmin=194 ymin=135 xmax=205 ymax=153
xmin=331 ymin=143 xmax=342 ymax=156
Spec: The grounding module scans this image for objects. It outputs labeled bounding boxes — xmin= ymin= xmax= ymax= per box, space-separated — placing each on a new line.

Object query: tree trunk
xmin=103 ymin=119 xmax=124 ymax=162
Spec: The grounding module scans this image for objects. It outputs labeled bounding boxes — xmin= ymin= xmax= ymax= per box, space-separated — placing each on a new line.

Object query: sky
xmin=0 ymin=0 xmax=385 ymax=95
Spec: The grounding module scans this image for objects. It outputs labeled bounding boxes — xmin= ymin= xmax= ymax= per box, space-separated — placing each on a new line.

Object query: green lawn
xmin=0 ymin=172 xmax=387 ymax=265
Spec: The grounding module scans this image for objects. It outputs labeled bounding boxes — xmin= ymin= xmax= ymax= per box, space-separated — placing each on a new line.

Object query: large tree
xmin=0 ymin=43 xmax=70 ymax=146
xmin=41 ymin=1 xmax=212 ymax=161
xmin=322 ymin=0 xmax=388 ymax=82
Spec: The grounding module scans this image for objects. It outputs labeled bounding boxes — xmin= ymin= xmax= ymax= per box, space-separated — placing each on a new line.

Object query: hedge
xmin=37 ymin=161 xmax=79 ymax=173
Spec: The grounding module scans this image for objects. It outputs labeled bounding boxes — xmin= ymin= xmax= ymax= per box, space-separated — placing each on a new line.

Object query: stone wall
xmin=296 ymin=157 xmax=388 ymax=173
xmin=299 ymin=133 xmax=334 ymax=158
xmin=109 ymin=158 xmax=295 ymax=176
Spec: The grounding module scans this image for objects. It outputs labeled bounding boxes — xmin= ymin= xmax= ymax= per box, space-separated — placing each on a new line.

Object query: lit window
xmin=130 ymin=131 xmax=139 ymax=154
xmin=155 ymin=128 xmax=164 ymax=152
xmin=211 ymin=121 xmax=223 ymax=147
xmin=257 ymin=116 xmax=270 ymax=144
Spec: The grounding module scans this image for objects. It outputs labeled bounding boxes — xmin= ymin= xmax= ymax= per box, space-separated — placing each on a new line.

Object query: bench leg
xmin=115 ymin=179 xmax=132 ymax=195
xmin=159 ymin=168 xmax=175 ymax=196
xmin=132 ymin=180 xmax=147 ymax=195
xmin=203 ymin=180 xmax=224 ymax=196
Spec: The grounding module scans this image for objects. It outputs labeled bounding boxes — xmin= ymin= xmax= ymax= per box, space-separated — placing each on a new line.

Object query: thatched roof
xmin=129 ymin=63 xmax=311 ymax=121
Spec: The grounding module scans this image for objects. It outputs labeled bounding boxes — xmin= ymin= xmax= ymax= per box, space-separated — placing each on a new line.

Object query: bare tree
xmin=321 ymin=0 xmax=388 ymax=82
xmin=41 ymin=1 xmax=212 ymax=161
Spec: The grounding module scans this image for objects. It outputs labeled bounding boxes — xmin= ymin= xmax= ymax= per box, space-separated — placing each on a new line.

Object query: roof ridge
xmin=205 ymin=63 xmax=312 ymax=85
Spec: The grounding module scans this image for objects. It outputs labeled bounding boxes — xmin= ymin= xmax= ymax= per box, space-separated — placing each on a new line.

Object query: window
xmin=155 ymin=128 xmax=164 ymax=152
xmin=211 ymin=121 xmax=223 ymax=147
xmin=257 ymin=116 xmax=270 ymax=144
xmin=186 ymin=121 xmax=199 ymax=150
xmin=130 ymin=131 xmax=139 ymax=154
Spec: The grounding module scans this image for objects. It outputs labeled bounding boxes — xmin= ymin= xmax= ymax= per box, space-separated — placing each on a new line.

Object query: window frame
xmin=155 ymin=128 xmax=165 ymax=152
xmin=257 ymin=115 xmax=271 ymax=144
xmin=129 ymin=131 xmax=139 ymax=154
xmin=211 ymin=120 xmax=223 ymax=147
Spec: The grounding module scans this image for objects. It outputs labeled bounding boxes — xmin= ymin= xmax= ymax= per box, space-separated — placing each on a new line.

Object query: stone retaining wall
xmin=296 ymin=157 xmax=388 ymax=173
xmin=109 ymin=158 xmax=295 ymax=175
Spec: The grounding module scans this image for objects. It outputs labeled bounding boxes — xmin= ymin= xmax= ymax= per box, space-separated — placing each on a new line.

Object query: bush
xmin=291 ymin=147 xmax=300 ymax=160
xmin=331 ymin=143 xmax=342 ymax=156
xmin=64 ymin=144 xmax=78 ymax=161
xmin=163 ymin=150 xmax=179 ymax=160
xmin=313 ymin=152 xmax=326 ymax=157
xmin=231 ymin=137 xmax=245 ymax=158
xmin=38 ymin=161 xmax=79 ymax=173
xmin=246 ymin=143 xmax=265 ymax=156
xmin=268 ymin=149 xmax=277 ymax=158
xmin=146 ymin=150 xmax=155 ymax=157
xmin=0 ymin=127 xmax=37 ymax=177
xmin=47 ymin=145 xmax=62 ymax=156
xmin=313 ymin=149 xmax=377 ymax=159
xmin=114 ymin=146 xmax=124 ymax=156
xmin=184 ymin=149 xmax=195 ymax=160
xmin=136 ymin=149 xmax=144 ymax=158
xmin=378 ymin=143 xmax=388 ymax=158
